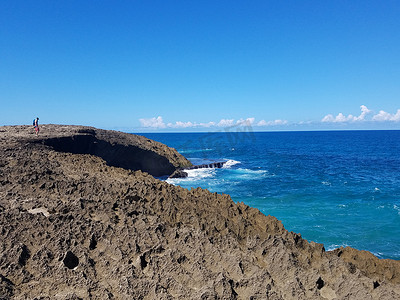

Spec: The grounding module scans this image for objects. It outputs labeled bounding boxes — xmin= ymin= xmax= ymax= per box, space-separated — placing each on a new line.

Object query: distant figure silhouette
xmin=33 ymin=117 xmax=39 ymax=135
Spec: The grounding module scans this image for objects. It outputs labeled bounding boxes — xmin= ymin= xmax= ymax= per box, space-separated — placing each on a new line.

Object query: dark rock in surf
xmin=168 ymin=161 xmax=227 ymax=179
xmin=169 ymin=169 xmax=189 ymax=178
xmin=189 ymin=161 xmax=226 ymax=170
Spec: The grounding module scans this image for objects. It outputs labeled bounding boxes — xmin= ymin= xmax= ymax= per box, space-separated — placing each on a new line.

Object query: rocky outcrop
xmin=1 ymin=125 xmax=400 ymax=299
xmin=189 ymin=161 xmax=226 ymax=169
xmin=1 ymin=125 xmax=192 ymax=177
xmin=169 ymin=169 xmax=189 ymax=178
xmin=169 ymin=161 xmax=227 ymax=179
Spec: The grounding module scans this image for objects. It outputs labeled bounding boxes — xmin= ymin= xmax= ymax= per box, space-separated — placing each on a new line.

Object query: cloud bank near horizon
xmin=321 ymin=105 xmax=372 ymax=123
xmin=139 ymin=116 xmax=287 ymax=129
xmin=139 ymin=105 xmax=400 ymax=130
xmin=321 ymin=105 xmax=400 ymax=123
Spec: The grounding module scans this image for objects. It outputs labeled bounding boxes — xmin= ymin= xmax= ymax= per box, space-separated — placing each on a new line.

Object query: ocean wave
xmin=166 ymin=168 xmax=216 ymax=185
xmin=326 ymin=243 xmax=350 ymax=252
xmin=235 ymin=168 xmax=268 ymax=175
xmin=222 ymin=159 xmax=241 ymax=168
xmin=226 ymin=168 xmax=270 ymax=180
xmin=178 ymin=149 xmax=196 ymax=154
xmin=327 ymin=245 xmax=384 ymax=259
xmin=186 ymin=168 xmax=216 ymax=178
xmin=371 ymin=251 xmax=384 ymax=259
xmin=179 ymin=148 xmax=213 ymax=154
xmin=394 ymin=205 xmax=400 ymax=215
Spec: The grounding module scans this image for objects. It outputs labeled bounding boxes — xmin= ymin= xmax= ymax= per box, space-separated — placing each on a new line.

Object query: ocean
xmin=141 ymin=130 xmax=400 ymax=260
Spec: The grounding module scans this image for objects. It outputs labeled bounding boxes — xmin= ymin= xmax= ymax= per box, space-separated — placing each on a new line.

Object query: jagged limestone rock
xmin=1 ymin=125 xmax=399 ymax=299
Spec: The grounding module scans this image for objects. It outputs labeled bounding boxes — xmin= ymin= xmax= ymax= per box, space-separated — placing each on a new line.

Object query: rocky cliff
xmin=1 ymin=125 xmax=400 ymax=299
xmin=1 ymin=125 xmax=192 ymax=177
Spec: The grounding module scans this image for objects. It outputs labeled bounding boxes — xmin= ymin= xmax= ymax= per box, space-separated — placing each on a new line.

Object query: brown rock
xmin=0 ymin=125 xmax=399 ymax=299
xmin=0 ymin=124 xmax=192 ymax=177
xmin=168 ymin=169 xmax=189 ymax=178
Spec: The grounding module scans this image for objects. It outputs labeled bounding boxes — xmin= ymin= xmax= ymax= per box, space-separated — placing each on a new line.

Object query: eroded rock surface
xmin=1 ymin=125 xmax=400 ymax=299
xmin=1 ymin=125 xmax=192 ymax=177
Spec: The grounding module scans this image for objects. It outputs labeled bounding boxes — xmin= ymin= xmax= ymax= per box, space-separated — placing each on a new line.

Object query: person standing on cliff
xmin=33 ymin=117 xmax=39 ymax=135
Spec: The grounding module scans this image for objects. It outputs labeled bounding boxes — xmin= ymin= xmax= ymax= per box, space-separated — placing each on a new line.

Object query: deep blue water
xmin=141 ymin=131 xmax=400 ymax=260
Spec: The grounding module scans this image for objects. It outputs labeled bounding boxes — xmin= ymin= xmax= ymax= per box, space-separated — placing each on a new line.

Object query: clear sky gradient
xmin=1 ymin=1 xmax=399 ymax=132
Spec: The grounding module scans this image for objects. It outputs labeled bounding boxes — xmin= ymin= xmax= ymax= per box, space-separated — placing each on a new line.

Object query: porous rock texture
xmin=1 ymin=125 xmax=400 ymax=299
xmin=3 ymin=124 xmax=192 ymax=177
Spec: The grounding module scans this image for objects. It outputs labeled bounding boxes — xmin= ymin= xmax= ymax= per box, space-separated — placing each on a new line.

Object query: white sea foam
xmin=394 ymin=205 xmax=400 ymax=215
xmin=185 ymin=168 xmax=216 ymax=179
xmin=322 ymin=181 xmax=331 ymax=186
xmin=235 ymin=168 xmax=268 ymax=174
xmin=327 ymin=244 xmax=384 ymax=258
xmin=178 ymin=149 xmax=196 ymax=154
xmin=179 ymin=148 xmax=213 ymax=154
xmin=166 ymin=168 xmax=216 ymax=185
xmin=229 ymin=168 xmax=270 ymax=179
xmin=326 ymin=243 xmax=350 ymax=252
xmin=222 ymin=159 xmax=241 ymax=168
xmin=371 ymin=251 xmax=384 ymax=259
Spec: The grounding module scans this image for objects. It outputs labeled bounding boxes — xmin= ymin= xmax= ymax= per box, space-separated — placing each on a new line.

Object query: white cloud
xmin=167 ymin=121 xmax=194 ymax=128
xmin=217 ymin=119 xmax=235 ymax=127
xmin=247 ymin=117 xmax=255 ymax=125
xmin=139 ymin=116 xmax=166 ymax=128
xmin=167 ymin=121 xmax=217 ymax=128
xmin=392 ymin=110 xmax=400 ymax=121
xmin=140 ymin=117 xmax=258 ymax=129
xmin=297 ymin=120 xmax=313 ymax=125
xmin=139 ymin=116 xmax=291 ymax=129
xmin=321 ymin=105 xmax=400 ymax=124
xmin=257 ymin=120 xmax=268 ymax=126
xmin=372 ymin=109 xmax=400 ymax=122
xmin=236 ymin=117 xmax=255 ymax=126
xmin=354 ymin=105 xmax=372 ymax=121
xmin=257 ymin=119 xmax=288 ymax=126
xmin=321 ymin=114 xmax=334 ymax=123
xmin=373 ymin=110 xmax=391 ymax=121
xmin=336 ymin=113 xmax=354 ymax=122
xmin=140 ymin=108 xmax=400 ymax=130
xmin=199 ymin=121 xmax=216 ymax=127
xmin=273 ymin=119 xmax=288 ymax=125
xmin=322 ymin=105 xmax=371 ymax=123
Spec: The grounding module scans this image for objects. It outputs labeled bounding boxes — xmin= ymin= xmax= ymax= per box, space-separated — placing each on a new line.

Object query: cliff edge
xmin=1 ymin=125 xmax=192 ymax=177
xmin=1 ymin=125 xmax=399 ymax=299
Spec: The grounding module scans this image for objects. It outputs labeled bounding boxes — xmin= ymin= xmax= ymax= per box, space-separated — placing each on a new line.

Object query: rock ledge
xmin=1 ymin=125 xmax=400 ymax=299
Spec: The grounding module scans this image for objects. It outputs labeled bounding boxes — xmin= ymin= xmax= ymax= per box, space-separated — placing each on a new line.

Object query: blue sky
xmin=1 ymin=1 xmax=399 ymax=132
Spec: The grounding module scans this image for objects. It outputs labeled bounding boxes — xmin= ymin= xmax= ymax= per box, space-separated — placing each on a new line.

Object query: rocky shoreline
xmin=169 ymin=161 xmax=227 ymax=179
xmin=1 ymin=125 xmax=400 ymax=299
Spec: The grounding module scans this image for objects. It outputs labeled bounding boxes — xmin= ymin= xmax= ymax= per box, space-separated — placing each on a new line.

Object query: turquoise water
xmin=142 ymin=131 xmax=400 ymax=260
